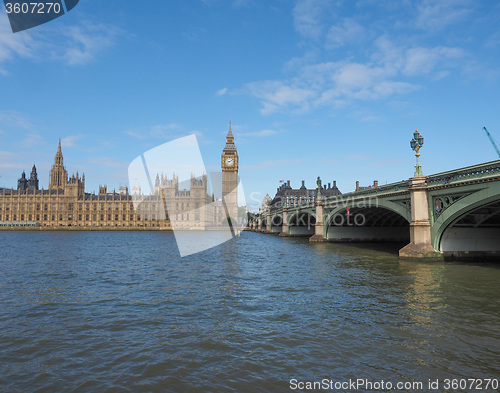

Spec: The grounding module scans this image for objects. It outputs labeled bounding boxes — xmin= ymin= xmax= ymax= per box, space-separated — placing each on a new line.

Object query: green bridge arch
xmin=323 ymin=199 xmax=410 ymax=238
xmin=287 ymin=208 xmax=316 ymax=226
xmin=431 ymin=181 xmax=500 ymax=250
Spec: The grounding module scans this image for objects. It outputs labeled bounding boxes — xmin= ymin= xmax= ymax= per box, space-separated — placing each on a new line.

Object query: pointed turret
xmin=54 ymin=138 xmax=64 ymax=165
xmin=224 ymin=122 xmax=236 ymax=151
xmin=49 ymin=139 xmax=68 ymax=190
xmin=28 ymin=164 xmax=39 ymax=191
xmin=18 ymin=171 xmax=28 ymax=191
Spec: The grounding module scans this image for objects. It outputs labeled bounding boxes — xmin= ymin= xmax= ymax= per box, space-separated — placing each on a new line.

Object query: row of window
xmin=0 ymin=213 xmax=171 ymax=222
xmin=0 ymin=222 xmax=40 ymax=227
xmin=0 ymin=202 xmax=170 ymax=212
xmin=0 ymin=212 xmax=212 ymax=222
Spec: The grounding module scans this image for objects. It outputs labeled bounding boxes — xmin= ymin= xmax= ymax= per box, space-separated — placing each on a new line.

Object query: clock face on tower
xmin=225 ymin=157 xmax=234 ymax=166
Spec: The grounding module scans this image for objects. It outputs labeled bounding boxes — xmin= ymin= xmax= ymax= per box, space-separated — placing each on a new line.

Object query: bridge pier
xmin=399 ymin=176 xmax=442 ymax=259
xmin=309 ymin=198 xmax=325 ymax=242
xmin=279 ymin=207 xmax=289 ymax=237
xmin=266 ymin=213 xmax=271 ymax=233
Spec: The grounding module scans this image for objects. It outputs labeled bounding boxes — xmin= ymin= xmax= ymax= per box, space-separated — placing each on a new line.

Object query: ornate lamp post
xmin=410 ymin=129 xmax=424 ymax=177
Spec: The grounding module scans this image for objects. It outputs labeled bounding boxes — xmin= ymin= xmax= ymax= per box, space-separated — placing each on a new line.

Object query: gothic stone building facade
xmin=268 ymin=179 xmax=342 ymax=210
xmin=0 ymin=128 xmax=239 ymax=229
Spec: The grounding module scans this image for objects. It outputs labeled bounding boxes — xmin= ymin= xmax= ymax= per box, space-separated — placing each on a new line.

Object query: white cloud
xmin=242 ymin=158 xmax=303 ymax=170
xmin=148 ymin=123 xmax=180 ymax=138
xmin=216 ymin=87 xmax=228 ymax=96
xmin=246 ymin=80 xmax=316 ymax=114
xmin=325 ymin=19 xmax=364 ymax=49
xmin=0 ymin=151 xmax=24 ymax=170
xmin=403 ymin=46 xmax=464 ymax=76
xmin=345 ymin=154 xmax=373 ymax=161
xmin=239 ymin=129 xmax=279 ymax=137
xmin=125 ymin=123 xmax=199 ymax=142
xmin=0 ymin=111 xmax=33 ymax=129
xmin=284 ymin=49 xmax=320 ymax=73
xmin=293 ymin=0 xmax=333 ymax=40
xmin=416 ymin=0 xmax=471 ymax=31
xmin=22 ymin=133 xmax=44 ymax=147
xmin=232 ymin=0 xmax=254 ymax=7
xmin=247 ymin=53 xmax=418 ymax=113
xmin=62 ymin=134 xmax=85 ymax=148
xmin=201 ymin=0 xmax=254 ymax=7
xmin=88 ymin=157 xmax=129 ymax=169
xmin=0 ymin=18 xmax=36 ymax=74
xmin=372 ymin=80 xmax=416 ymax=97
xmin=0 ymin=18 xmax=120 ymax=72
xmin=125 ymin=130 xmax=146 ymax=139
xmin=255 ymin=129 xmax=278 ymax=137
xmin=57 ymin=21 xmax=120 ymax=66
xmin=373 ymin=37 xmax=464 ymax=77
xmin=245 ymin=25 xmax=466 ymax=114
xmin=371 ymin=158 xmax=406 ymax=167
xmin=372 ymin=36 xmax=405 ymax=75
xmin=239 ymin=1 xmax=474 ymax=115
xmin=333 ymin=63 xmax=379 ymax=91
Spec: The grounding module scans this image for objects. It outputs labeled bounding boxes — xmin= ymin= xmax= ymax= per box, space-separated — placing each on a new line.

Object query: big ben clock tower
xmin=221 ymin=122 xmax=239 ymax=224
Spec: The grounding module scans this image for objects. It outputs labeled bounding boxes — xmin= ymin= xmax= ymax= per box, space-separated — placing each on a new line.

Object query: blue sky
xmin=1 ymin=0 xmax=500 ymax=211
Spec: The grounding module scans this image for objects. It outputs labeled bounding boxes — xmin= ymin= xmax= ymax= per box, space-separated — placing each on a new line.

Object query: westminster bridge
xmin=249 ymin=160 xmax=500 ymax=259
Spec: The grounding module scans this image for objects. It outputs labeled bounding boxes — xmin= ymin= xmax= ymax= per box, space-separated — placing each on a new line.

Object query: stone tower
xmin=17 ymin=171 xmax=28 ymax=191
xmin=49 ymin=139 xmax=68 ymax=190
xmin=221 ymin=123 xmax=239 ymax=224
xmin=28 ymin=164 xmax=39 ymax=191
xmin=66 ymin=171 xmax=85 ymax=197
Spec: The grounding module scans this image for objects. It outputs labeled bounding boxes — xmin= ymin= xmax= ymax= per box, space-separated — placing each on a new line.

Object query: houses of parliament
xmin=0 ymin=127 xmax=240 ymax=229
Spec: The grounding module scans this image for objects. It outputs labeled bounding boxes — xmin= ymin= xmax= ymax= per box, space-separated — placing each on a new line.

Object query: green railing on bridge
xmin=268 ymin=160 xmax=500 ymax=213
xmin=269 ymin=180 xmax=410 ymax=212
xmin=426 ymin=159 xmax=500 ymax=188
xmin=331 ymin=180 xmax=409 ymax=201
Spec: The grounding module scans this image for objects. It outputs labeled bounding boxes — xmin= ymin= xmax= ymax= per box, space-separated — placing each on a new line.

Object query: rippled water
xmin=0 ymin=231 xmax=499 ymax=392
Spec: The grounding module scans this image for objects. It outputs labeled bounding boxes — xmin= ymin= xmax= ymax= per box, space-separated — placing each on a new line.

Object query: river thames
xmin=0 ymin=231 xmax=499 ymax=392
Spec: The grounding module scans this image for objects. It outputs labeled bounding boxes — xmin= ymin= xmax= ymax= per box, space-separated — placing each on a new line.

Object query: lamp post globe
xmin=410 ymin=129 xmax=424 ymax=177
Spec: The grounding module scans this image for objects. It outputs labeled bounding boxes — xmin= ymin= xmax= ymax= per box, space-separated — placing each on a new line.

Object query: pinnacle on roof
xmin=224 ymin=122 xmax=237 ymax=151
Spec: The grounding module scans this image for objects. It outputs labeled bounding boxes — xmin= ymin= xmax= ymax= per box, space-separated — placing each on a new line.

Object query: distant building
xmin=0 ymin=127 xmax=238 ymax=229
xmin=269 ymin=179 xmax=341 ymax=209
xmin=17 ymin=164 xmax=39 ymax=192
xmin=355 ymin=180 xmax=379 ymax=192
xmin=17 ymin=171 xmax=28 ymax=192
xmin=28 ymin=165 xmax=39 ymax=191
xmin=118 ymin=186 xmax=129 ymax=196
